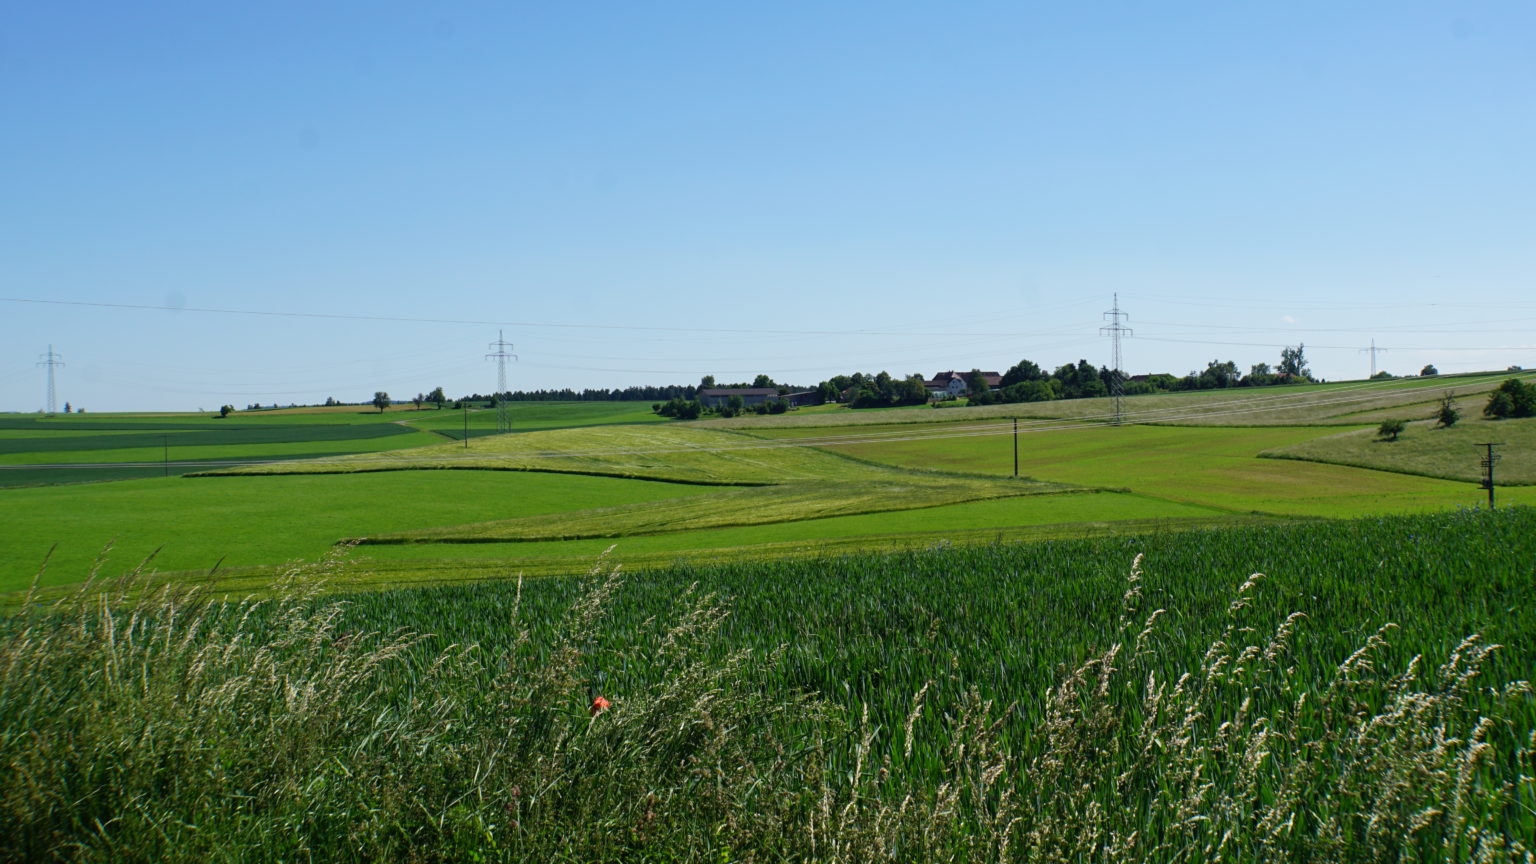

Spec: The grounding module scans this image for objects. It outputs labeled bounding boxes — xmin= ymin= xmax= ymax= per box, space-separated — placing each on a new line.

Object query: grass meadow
xmin=3 ymin=508 xmax=1532 ymax=861
xmin=751 ymin=420 xmax=1536 ymax=518
xmin=700 ymin=371 xmax=1536 ymax=431
xmin=1 ymin=471 xmax=713 ymax=593
xmin=5 ymin=383 xmax=1532 ymax=594
xmin=4 ymin=384 xmax=1536 ymax=859
xmin=1263 ymin=415 xmax=1536 ymax=485
xmin=405 ymin=400 xmax=667 ymax=436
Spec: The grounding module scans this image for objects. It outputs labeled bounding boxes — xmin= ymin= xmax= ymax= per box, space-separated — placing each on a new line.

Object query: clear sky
xmin=3 ymin=2 xmax=1533 ymax=412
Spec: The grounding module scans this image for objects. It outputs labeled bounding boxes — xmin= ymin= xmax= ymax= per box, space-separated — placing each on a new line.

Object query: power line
xmin=1136 ymin=334 xmax=1536 ymax=353
xmin=0 ymin=296 xmax=1075 ymax=340
xmin=10 ymin=297 xmax=1534 ymax=381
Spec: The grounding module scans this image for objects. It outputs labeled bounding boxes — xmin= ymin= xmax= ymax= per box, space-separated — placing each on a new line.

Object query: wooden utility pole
xmin=1013 ymin=418 xmax=1018 ymax=477
xmin=1477 ymin=442 xmax=1503 ymax=508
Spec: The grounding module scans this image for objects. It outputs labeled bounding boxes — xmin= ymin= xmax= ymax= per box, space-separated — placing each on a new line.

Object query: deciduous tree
xmin=1435 ymin=394 xmax=1459 ymax=428
xmin=1279 ymin=344 xmax=1310 ymax=379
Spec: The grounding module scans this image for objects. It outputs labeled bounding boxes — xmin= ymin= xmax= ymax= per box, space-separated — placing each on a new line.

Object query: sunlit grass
xmin=1262 ymin=415 xmax=1536 ymax=484
xmin=700 ymin=371 xmax=1533 ymax=430
xmin=5 ymin=508 xmax=1532 ymax=861
xmin=755 ymin=420 xmax=1536 ymax=517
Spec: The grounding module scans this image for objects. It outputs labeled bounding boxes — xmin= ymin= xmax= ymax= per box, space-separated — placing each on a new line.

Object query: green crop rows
xmin=0 ymin=412 xmax=441 ymax=487
xmin=4 ymin=508 xmax=1532 ymax=860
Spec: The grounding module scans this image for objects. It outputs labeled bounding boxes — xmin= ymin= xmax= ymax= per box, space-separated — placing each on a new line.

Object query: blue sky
xmin=3 ymin=2 xmax=1533 ymax=411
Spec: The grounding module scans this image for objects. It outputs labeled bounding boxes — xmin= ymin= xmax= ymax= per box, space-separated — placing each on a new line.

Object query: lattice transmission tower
xmin=1361 ymin=339 xmax=1388 ymax=378
xmin=486 ymin=331 xmax=517 ymax=434
xmin=1100 ymin=295 xmax=1132 ymax=425
xmin=37 ymin=345 xmax=64 ymax=414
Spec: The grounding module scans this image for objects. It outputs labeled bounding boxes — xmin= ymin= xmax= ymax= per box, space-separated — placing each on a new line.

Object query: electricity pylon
xmin=37 ymin=345 xmax=64 ymax=414
xmin=1100 ymin=295 xmax=1132 ymax=425
xmin=486 ymin=331 xmax=517 ymax=434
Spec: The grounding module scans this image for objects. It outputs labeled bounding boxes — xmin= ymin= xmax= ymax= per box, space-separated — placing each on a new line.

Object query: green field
xmin=403 ymin=400 xmax=667 ymax=436
xmin=751 ymin=419 xmax=1534 ymax=517
xmin=1 ymin=471 xmax=713 ymax=593
xmin=0 ymin=411 xmax=443 ymax=487
xmin=6 ymin=509 xmax=1532 ymax=860
xmin=2 ymin=379 xmax=1532 ymax=595
xmin=1262 ymin=414 xmax=1536 ymax=485
xmin=0 ymin=402 xmax=667 ymax=488
xmin=5 ymin=384 xmax=1536 ymax=859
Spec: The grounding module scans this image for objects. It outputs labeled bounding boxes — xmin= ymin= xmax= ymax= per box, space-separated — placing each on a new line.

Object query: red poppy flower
xmin=589 ymin=695 xmax=611 ymax=716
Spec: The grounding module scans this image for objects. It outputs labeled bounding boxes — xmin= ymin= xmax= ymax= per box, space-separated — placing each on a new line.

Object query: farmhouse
xmin=925 ymin=370 xmax=1002 ymax=399
xmin=698 ymin=387 xmax=781 ymax=408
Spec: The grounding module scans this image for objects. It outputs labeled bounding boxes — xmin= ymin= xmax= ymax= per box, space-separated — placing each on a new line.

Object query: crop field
xmin=404 ymin=400 xmax=667 ymax=436
xmin=4 ymin=508 xmax=1532 ymax=860
xmin=0 ymin=470 xmax=716 ymax=593
xmin=0 ymin=412 xmax=442 ymax=487
xmin=3 ymin=381 xmax=1536 ymax=859
xmin=4 ymin=380 xmax=1534 ymax=596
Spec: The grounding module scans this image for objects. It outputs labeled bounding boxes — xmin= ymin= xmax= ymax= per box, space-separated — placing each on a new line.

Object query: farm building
xmin=925 ymin=371 xmax=1001 ymax=399
xmin=698 ymin=387 xmax=782 ymax=408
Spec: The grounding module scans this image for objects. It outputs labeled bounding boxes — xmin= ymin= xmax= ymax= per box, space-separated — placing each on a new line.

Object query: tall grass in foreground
xmin=3 ymin=513 xmax=1535 ymax=861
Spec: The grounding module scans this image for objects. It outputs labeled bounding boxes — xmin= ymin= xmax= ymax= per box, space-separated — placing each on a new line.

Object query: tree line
xmin=235 ymin=344 xmax=1327 ymax=417
xmin=802 ymin=344 xmax=1315 ymax=411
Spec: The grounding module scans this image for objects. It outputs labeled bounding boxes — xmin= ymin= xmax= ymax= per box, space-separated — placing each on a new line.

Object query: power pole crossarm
xmin=1477 ymin=442 xmax=1503 ymax=509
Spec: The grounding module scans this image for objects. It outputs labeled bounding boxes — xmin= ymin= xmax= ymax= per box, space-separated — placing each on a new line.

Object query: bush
xmin=1377 ymin=418 xmax=1407 ymax=440
xmin=1484 ymin=378 xmax=1536 ymax=419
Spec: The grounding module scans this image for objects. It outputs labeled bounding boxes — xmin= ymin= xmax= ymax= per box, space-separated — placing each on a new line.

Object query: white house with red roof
xmin=925 ymin=370 xmax=1001 ymax=399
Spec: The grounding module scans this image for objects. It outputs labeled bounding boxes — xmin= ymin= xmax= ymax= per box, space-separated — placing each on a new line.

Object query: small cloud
xmin=1281 ymin=315 xmax=1296 ymax=325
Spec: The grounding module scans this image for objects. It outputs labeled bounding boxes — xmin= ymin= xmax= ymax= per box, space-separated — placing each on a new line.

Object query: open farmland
xmin=3 ymin=380 xmax=1532 ymax=594
xmin=405 ymin=400 xmax=667 ymax=436
xmin=3 ymin=384 xmax=1535 ymax=860
xmin=748 ymin=417 xmax=1536 ymax=518
xmin=4 ymin=508 xmax=1533 ymax=860
xmin=700 ymin=370 xmax=1536 ymax=430
xmin=0 ymin=470 xmax=715 ymax=593
xmin=0 ymin=411 xmax=443 ymax=487
xmin=1263 ymin=414 xmax=1536 ymax=485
